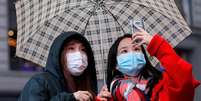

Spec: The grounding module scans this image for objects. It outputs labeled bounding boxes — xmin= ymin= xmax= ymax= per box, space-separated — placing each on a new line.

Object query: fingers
xmin=100 ymin=85 xmax=111 ymax=97
xmin=132 ymin=34 xmax=143 ymax=43
xmin=132 ymin=32 xmax=143 ymax=39
xmin=132 ymin=31 xmax=152 ymax=45
xmin=101 ymin=85 xmax=108 ymax=91
xmin=100 ymin=91 xmax=112 ymax=98
xmin=80 ymin=93 xmax=91 ymax=101
xmin=96 ymin=97 xmax=108 ymax=101
xmin=74 ymin=91 xmax=93 ymax=101
xmin=98 ymin=85 xmax=112 ymax=101
xmin=135 ymin=40 xmax=146 ymax=48
xmin=82 ymin=91 xmax=93 ymax=100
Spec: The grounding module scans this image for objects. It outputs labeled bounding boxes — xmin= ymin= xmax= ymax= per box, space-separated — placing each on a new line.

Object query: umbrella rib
xmin=104 ymin=1 xmax=188 ymax=29
xmin=82 ymin=6 xmax=97 ymax=35
xmin=102 ymin=5 xmax=126 ymax=34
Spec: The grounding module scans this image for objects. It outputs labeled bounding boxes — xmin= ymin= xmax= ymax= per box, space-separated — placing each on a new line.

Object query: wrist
xmin=147 ymin=35 xmax=153 ymax=45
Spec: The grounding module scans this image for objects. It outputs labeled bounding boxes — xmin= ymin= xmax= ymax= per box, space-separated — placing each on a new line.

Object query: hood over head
xmin=45 ymin=31 xmax=97 ymax=92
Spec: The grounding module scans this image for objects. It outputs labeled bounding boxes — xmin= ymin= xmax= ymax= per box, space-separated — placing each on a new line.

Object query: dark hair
xmin=60 ymin=33 xmax=97 ymax=96
xmin=106 ymin=34 xmax=161 ymax=96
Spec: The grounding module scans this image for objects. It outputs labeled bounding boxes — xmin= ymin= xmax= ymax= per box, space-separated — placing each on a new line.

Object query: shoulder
xmin=24 ymin=72 xmax=51 ymax=87
xmin=31 ymin=72 xmax=49 ymax=81
xmin=19 ymin=73 xmax=55 ymax=101
xmin=19 ymin=73 xmax=49 ymax=97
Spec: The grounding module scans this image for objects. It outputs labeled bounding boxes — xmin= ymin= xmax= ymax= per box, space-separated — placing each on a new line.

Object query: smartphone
xmin=129 ymin=19 xmax=144 ymax=33
xmin=129 ymin=19 xmax=144 ymax=44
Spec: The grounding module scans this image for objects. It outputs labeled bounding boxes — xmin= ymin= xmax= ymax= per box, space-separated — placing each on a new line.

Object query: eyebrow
xmin=119 ymin=44 xmax=140 ymax=50
xmin=119 ymin=46 xmax=128 ymax=51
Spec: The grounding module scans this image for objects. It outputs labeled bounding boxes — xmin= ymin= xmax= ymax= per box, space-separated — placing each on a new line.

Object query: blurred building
xmin=0 ymin=0 xmax=201 ymax=101
xmin=0 ymin=0 xmax=42 ymax=101
xmin=175 ymin=0 xmax=201 ymax=101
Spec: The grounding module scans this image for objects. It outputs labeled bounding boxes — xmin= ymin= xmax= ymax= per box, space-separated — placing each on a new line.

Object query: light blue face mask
xmin=117 ymin=52 xmax=146 ymax=76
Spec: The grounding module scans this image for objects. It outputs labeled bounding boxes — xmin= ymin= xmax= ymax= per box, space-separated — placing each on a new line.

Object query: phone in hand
xmin=129 ymin=18 xmax=145 ymax=44
xmin=129 ymin=18 xmax=144 ymax=33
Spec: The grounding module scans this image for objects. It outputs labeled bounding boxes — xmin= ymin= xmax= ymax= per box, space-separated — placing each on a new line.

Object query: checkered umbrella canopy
xmin=15 ymin=0 xmax=191 ymax=79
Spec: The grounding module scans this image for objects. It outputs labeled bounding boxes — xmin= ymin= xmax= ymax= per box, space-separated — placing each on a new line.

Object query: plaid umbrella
xmin=15 ymin=0 xmax=191 ymax=79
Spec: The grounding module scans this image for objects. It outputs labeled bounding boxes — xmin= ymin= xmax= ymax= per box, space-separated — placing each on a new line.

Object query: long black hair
xmin=59 ymin=32 xmax=97 ymax=95
xmin=106 ymin=34 xmax=162 ymax=96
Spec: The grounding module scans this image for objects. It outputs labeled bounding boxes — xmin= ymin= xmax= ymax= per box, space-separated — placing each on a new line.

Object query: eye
xmin=134 ymin=48 xmax=140 ymax=51
xmin=120 ymin=49 xmax=128 ymax=54
xmin=81 ymin=47 xmax=86 ymax=52
xmin=134 ymin=47 xmax=142 ymax=52
xmin=132 ymin=45 xmax=141 ymax=52
xmin=67 ymin=46 xmax=75 ymax=51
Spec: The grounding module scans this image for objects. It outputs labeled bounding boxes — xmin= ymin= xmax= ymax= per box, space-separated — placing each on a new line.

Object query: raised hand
xmin=132 ymin=27 xmax=153 ymax=47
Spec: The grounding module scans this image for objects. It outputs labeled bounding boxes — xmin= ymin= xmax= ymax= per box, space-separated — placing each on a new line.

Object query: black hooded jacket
xmin=18 ymin=31 xmax=97 ymax=101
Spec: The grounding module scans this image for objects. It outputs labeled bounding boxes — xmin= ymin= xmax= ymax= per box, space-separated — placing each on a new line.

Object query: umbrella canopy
xmin=15 ymin=0 xmax=191 ymax=79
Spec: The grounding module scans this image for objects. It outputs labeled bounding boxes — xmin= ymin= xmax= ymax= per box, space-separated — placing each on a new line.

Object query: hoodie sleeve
xmin=50 ymin=92 xmax=76 ymax=101
xmin=147 ymin=34 xmax=200 ymax=101
xmin=18 ymin=76 xmax=76 ymax=101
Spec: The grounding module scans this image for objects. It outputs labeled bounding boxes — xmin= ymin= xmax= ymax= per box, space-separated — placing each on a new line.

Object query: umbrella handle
xmin=103 ymin=71 xmax=107 ymax=85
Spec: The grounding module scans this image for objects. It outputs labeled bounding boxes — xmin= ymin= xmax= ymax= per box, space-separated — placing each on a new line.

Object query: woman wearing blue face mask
xmin=106 ymin=28 xmax=200 ymax=101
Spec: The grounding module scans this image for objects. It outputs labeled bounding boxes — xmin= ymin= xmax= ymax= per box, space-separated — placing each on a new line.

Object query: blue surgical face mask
xmin=117 ymin=52 xmax=146 ymax=76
